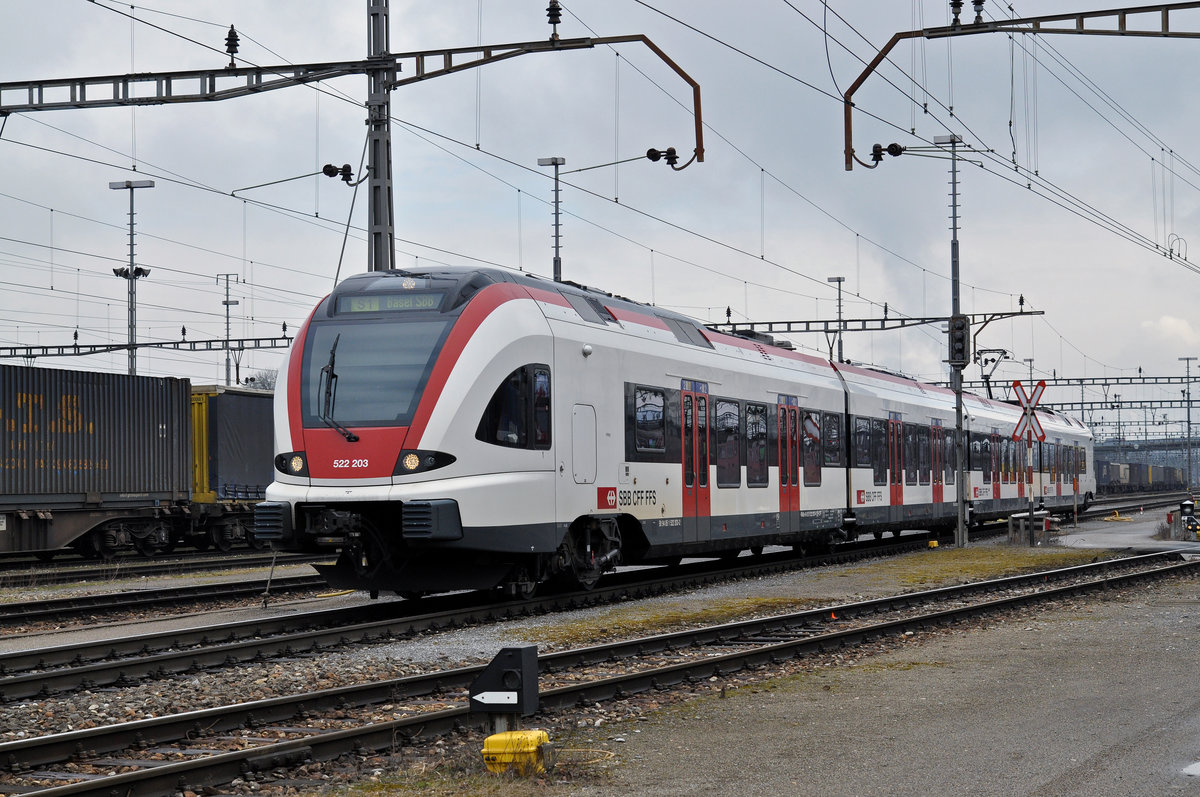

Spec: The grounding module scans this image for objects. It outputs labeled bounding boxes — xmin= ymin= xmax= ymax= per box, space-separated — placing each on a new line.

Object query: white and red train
xmin=254 ymin=267 xmax=1095 ymax=596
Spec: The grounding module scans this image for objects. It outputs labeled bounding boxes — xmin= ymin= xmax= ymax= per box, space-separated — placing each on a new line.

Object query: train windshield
xmin=299 ymin=318 xmax=453 ymax=427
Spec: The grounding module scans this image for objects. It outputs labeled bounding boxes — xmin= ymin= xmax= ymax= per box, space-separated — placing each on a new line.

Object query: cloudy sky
xmin=2 ymin=1 xmax=1198 ymax=440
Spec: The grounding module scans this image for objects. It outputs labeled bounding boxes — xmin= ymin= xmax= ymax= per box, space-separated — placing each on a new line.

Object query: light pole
xmin=1182 ymin=356 xmax=1196 ymax=489
xmin=109 ymin=179 xmax=154 ymax=376
xmin=935 ymin=132 xmax=968 ymax=549
xmin=1111 ymin=394 xmax=1122 ymax=450
xmin=537 ymin=156 xmax=565 ymax=282
xmin=218 ymin=274 xmax=241 ymax=386
xmin=827 ymin=276 xmax=845 ymax=363
xmin=1024 ymin=358 xmax=1034 ymax=383
xmin=868 ymin=133 xmax=968 ymax=545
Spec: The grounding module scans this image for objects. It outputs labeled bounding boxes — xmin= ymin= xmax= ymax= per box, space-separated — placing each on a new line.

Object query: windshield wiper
xmin=317 ymin=333 xmax=359 ymax=443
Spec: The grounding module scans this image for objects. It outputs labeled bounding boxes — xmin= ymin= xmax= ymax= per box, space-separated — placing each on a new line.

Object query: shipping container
xmin=190 ymin=385 xmax=273 ymax=502
xmin=0 ymin=364 xmax=191 ymax=552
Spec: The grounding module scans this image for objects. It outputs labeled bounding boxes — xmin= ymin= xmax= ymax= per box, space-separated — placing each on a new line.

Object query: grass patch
xmin=839 ymin=546 xmax=1117 ymax=589
xmin=502 ymin=596 xmax=820 ymax=648
xmin=504 ymin=547 xmax=1117 ymax=649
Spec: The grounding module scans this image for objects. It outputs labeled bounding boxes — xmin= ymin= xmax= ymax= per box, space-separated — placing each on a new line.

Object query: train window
xmin=783 ymin=410 xmax=799 ymax=488
xmin=533 ymin=369 xmax=551 ymax=447
xmin=822 ymin=413 xmax=844 ymax=467
xmin=918 ymin=425 xmax=931 ymax=486
xmin=1079 ymin=445 xmax=1087 ymax=474
xmin=852 ymin=416 xmax=870 ymax=468
xmin=697 ymin=396 xmax=709 ymax=488
xmin=803 ymin=410 xmax=821 ymax=486
xmin=979 ymin=434 xmax=991 ymax=482
xmin=871 ymin=418 xmax=887 ymax=486
xmin=635 ymin=388 xmax=667 ymax=452
xmin=301 ymin=319 xmax=453 ymax=428
xmin=475 ymin=364 xmax=552 ymax=450
xmin=715 ymin=399 xmax=740 ymax=488
xmin=683 ymin=395 xmax=695 ymax=487
xmin=903 ymin=423 xmax=918 ymax=486
xmin=746 ymin=403 xmax=769 ymax=487
xmin=945 ymin=429 xmax=956 ymax=486
xmin=777 ymin=408 xmax=788 ymax=488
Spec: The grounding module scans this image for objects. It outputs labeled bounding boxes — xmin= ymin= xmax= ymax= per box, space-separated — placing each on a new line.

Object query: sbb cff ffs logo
xmin=598 ymin=487 xmax=618 ymax=510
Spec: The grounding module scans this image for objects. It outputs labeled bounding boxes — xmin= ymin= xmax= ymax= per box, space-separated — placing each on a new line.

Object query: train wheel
xmin=208 ymin=528 xmax=234 ymax=552
xmin=133 ymin=537 xmax=160 ymax=557
xmin=504 ymin=564 xmax=540 ymax=599
xmin=34 ymin=550 xmax=57 ymax=562
xmin=560 ymin=519 xmax=619 ymax=590
xmin=750 ymin=546 xmax=764 ymax=556
xmin=84 ymin=528 xmax=119 ymax=560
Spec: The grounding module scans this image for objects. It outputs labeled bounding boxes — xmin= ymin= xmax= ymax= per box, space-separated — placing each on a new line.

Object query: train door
xmin=1055 ymin=441 xmax=1063 ymax=497
xmin=777 ymin=402 xmax=800 ymax=534
xmin=888 ymin=417 xmax=904 ymax=508
xmin=1016 ymin=435 xmax=1026 ymax=499
xmin=990 ymin=433 xmax=1001 ymax=501
xmin=931 ymin=424 xmax=944 ymax=504
xmin=681 ymin=382 xmax=710 ymax=544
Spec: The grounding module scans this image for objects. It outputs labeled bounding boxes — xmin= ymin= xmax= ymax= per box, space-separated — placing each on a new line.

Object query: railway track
xmin=0 ymin=574 xmax=330 ymax=627
xmin=0 ymin=537 xmax=923 ymax=702
xmin=0 ymin=552 xmax=332 ymax=590
xmin=0 ymin=550 xmax=1193 ymax=796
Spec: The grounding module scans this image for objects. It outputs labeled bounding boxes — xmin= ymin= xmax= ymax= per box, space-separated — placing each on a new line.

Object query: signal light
xmin=948 ymin=314 xmax=970 ymax=368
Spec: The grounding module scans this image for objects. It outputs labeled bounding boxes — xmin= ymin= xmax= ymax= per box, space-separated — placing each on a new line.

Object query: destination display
xmin=336 ymin=292 xmax=443 ymax=314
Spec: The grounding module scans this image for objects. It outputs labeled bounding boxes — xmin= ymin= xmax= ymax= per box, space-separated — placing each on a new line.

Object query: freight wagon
xmin=0 ymin=363 xmax=272 ymax=558
xmin=1094 ymin=458 xmax=1186 ymax=493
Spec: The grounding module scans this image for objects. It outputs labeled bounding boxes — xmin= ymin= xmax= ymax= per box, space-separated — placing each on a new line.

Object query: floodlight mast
xmin=108 ymin=179 xmax=154 ymax=376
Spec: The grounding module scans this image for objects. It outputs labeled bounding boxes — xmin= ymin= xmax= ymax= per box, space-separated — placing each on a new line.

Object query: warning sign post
xmin=1012 ymin=380 xmax=1046 ymax=545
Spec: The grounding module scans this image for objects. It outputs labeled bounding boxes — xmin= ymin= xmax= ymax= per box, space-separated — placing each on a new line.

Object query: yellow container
xmin=482 ymin=730 xmax=551 ymax=776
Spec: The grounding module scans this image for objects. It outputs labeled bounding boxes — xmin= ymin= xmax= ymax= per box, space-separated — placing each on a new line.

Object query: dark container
xmin=0 ymin=363 xmax=191 ymax=509
xmin=190 ymin=385 xmax=273 ymax=501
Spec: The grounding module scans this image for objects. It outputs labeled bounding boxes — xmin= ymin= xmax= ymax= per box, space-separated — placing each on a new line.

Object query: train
xmin=253 ymin=266 xmax=1097 ymax=597
xmin=1094 ymin=459 xmax=1186 ymax=493
xmin=0 ymin=363 xmax=273 ymax=559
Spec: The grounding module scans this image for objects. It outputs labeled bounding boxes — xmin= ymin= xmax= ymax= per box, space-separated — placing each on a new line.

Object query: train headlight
xmin=394 ymin=449 xmax=457 ymax=476
xmin=274 ymin=451 xmax=309 ymax=476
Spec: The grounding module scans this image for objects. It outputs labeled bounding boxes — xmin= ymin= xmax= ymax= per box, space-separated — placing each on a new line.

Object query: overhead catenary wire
xmin=3 ymin=1 xmax=1181 ymax=384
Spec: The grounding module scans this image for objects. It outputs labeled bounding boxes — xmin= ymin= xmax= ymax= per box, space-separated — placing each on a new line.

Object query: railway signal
xmin=1012 ymin=379 xmax=1046 ymax=443
xmin=1013 ymin=379 xmax=1046 ymax=545
xmin=948 ymin=314 xmax=971 ymax=369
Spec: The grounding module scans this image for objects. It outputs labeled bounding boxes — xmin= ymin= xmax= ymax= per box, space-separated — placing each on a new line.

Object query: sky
xmin=2 ymin=1 xmax=1199 ymax=443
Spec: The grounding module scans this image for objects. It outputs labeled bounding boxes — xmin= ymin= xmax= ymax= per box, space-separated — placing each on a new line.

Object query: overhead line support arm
xmin=844 ymin=2 xmax=1200 ymax=171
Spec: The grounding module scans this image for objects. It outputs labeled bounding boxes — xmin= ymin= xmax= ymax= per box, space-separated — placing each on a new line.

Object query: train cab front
xmin=253 ymin=268 xmax=531 ymax=594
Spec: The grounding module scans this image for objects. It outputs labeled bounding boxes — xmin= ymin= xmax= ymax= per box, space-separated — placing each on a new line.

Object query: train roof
xmin=329 ymin=267 xmax=1089 ymax=438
